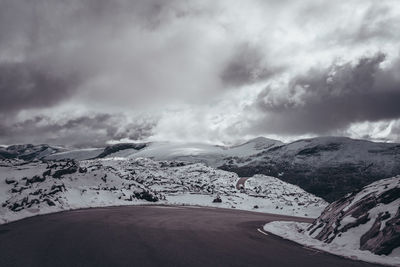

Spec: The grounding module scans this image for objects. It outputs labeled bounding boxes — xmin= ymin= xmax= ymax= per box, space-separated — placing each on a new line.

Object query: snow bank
xmin=263 ymin=176 xmax=400 ymax=266
xmin=264 ymin=221 xmax=400 ymax=266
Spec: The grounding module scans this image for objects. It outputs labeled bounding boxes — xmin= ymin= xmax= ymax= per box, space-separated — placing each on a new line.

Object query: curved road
xmin=0 ymin=206 xmax=383 ymax=267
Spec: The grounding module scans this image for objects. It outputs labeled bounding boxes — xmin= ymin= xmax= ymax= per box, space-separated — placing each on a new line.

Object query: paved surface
xmin=236 ymin=177 xmax=249 ymax=190
xmin=0 ymin=206 xmax=384 ymax=267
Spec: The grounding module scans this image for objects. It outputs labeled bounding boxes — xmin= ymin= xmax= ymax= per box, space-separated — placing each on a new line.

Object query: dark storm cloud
xmin=0 ymin=114 xmax=156 ymax=147
xmin=0 ymin=0 xmax=205 ymax=114
xmin=1 ymin=0 xmax=400 ymax=144
xmin=0 ymin=61 xmax=81 ymax=113
xmin=220 ymin=44 xmax=280 ymax=87
xmin=252 ymin=53 xmax=400 ymax=135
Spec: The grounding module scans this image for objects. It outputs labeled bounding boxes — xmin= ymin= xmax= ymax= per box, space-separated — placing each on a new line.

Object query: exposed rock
xmin=213 ymin=195 xmax=222 ymax=203
xmin=133 ymin=190 xmax=158 ymax=202
xmin=5 ymin=178 xmax=16 ymax=184
xmin=25 ymin=175 xmax=45 ymax=185
xmin=307 ymin=176 xmax=400 ymax=255
xmin=52 ymin=160 xmax=79 ymax=178
xmin=42 ymin=169 xmax=51 ymax=177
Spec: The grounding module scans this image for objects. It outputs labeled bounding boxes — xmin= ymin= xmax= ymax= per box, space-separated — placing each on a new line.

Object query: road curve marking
xmin=302 ymin=246 xmax=321 ymax=254
xmin=257 ymin=228 xmax=269 ymax=236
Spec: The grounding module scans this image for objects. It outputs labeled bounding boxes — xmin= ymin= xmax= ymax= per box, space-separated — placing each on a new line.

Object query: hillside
xmin=220 ymin=137 xmax=400 ymax=201
xmin=0 ymin=157 xmax=326 ymax=224
xmin=3 ymin=136 xmax=400 ymax=202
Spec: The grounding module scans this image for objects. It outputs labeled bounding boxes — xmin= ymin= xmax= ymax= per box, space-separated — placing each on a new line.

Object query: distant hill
xmin=0 ymin=144 xmax=63 ymax=161
xmin=2 ymin=136 xmax=400 ymax=202
xmin=219 ymin=137 xmax=400 ymax=201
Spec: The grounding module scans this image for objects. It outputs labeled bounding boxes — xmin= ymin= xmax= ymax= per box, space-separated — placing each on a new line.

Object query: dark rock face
xmin=96 ymin=143 xmax=147 ymax=158
xmin=25 ymin=175 xmax=46 ymax=185
xmin=133 ymin=190 xmax=158 ymax=202
xmin=307 ymin=176 xmax=400 ymax=256
xmin=51 ymin=160 xmax=79 ymax=178
xmin=213 ymin=196 xmax=222 ymax=203
xmin=360 ymin=208 xmax=400 ymax=255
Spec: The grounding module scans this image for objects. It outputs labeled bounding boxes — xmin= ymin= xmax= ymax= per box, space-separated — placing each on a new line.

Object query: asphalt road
xmin=0 ymin=206 xmax=384 ymax=267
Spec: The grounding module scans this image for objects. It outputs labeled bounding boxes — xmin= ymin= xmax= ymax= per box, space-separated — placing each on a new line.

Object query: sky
xmin=1 ymin=0 xmax=400 ymax=147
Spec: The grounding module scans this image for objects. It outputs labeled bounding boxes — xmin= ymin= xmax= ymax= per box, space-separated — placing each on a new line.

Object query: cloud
xmin=250 ymin=53 xmax=400 ymax=135
xmin=0 ymin=113 xmax=156 ymax=147
xmin=219 ymin=43 xmax=281 ymax=87
xmin=1 ymin=0 xmax=400 ymax=145
xmin=0 ymin=61 xmax=81 ymax=113
xmin=0 ymin=0 xmax=243 ymax=112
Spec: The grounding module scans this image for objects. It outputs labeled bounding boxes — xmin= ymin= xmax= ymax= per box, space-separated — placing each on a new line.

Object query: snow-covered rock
xmin=0 ymin=157 xmax=327 ymax=224
xmin=307 ymin=176 xmax=400 ymax=255
xmin=263 ymin=176 xmax=400 ymax=266
xmin=245 ymin=175 xmax=327 ymax=212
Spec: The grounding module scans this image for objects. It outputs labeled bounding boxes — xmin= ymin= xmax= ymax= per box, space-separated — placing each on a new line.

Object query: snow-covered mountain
xmin=0 ymin=157 xmax=326 ymax=224
xmin=263 ymin=176 xmax=400 ymax=266
xmin=41 ymin=137 xmax=282 ymax=163
xmin=221 ymin=137 xmax=400 ymax=201
xmin=4 ymin=136 xmax=400 ymax=202
xmin=0 ymin=144 xmax=63 ymax=161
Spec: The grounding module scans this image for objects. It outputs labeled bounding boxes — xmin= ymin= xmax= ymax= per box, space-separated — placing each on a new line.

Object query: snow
xmin=42 ymin=137 xmax=283 ymax=167
xmin=343 ymin=177 xmax=399 ymax=212
xmin=263 ymin=176 xmax=400 ymax=266
xmin=44 ymin=148 xmax=103 ymax=161
xmin=0 ymin=157 xmax=326 ymax=224
xmin=264 ymin=221 xmax=400 ymax=266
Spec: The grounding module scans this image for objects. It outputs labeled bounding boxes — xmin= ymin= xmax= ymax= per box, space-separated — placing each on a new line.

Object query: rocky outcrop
xmin=306 ymin=176 xmax=400 ymax=255
xmin=96 ymin=143 xmax=147 ymax=158
xmin=51 ymin=160 xmax=79 ymax=178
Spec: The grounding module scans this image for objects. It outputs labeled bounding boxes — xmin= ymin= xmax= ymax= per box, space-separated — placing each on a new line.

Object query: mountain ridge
xmin=2 ymin=136 xmax=399 ymax=202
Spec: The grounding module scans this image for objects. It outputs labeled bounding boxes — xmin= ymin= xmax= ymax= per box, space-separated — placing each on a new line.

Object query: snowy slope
xmin=129 ymin=137 xmax=282 ymax=165
xmin=6 ymin=136 xmax=399 ymax=202
xmin=41 ymin=137 xmax=283 ymax=166
xmin=221 ymin=136 xmax=400 ymax=201
xmin=44 ymin=148 xmax=104 ymax=161
xmin=245 ymin=175 xmax=326 ymax=213
xmin=0 ymin=144 xmax=63 ymax=160
xmin=263 ymin=176 xmax=400 ymax=266
xmin=0 ymin=157 xmax=326 ymax=224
